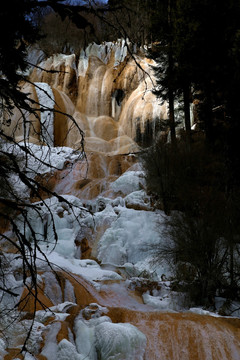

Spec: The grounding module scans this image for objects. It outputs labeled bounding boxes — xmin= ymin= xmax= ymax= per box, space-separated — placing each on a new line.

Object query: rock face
xmin=1 ymin=40 xmax=167 ymax=153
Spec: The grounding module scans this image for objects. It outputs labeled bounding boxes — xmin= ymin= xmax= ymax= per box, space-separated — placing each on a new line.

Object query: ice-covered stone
xmin=95 ymin=321 xmax=147 ymax=360
xmin=74 ymin=304 xmax=146 ymax=360
xmin=57 ymin=339 xmax=83 ymax=360
xmin=124 ymin=189 xmax=152 ymax=210
xmin=111 ymin=171 xmax=145 ymax=195
xmin=41 ymin=322 xmax=62 ymax=359
xmin=142 ymin=292 xmax=174 ymax=311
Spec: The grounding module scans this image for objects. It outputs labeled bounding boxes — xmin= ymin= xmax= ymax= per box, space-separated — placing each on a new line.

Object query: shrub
xmin=141 ymin=137 xmax=240 ymax=307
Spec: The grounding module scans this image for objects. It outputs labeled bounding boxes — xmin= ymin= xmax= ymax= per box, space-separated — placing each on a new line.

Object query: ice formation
xmin=111 ymin=170 xmax=146 ymax=195
xmin=17 ymin=195 xmax=84 ymax=257
xmin=74 ymin=304 xmax=146 ymax=360
xmin=97 ymin=203 xmax=169 ymax=278
xmin=95 ymin=321 xmax=146 ymax=360
xmin=34 ymin=82 xmax=55 ymax=146
xmin=78 ymin=39 xmax=128 ymax=77
xmin=1 ymin=141 xmax=82 ymax=198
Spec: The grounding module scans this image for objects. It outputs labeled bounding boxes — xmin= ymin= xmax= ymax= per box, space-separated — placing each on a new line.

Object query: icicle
xmin=35 ymin=82 xmax=55 ymax=146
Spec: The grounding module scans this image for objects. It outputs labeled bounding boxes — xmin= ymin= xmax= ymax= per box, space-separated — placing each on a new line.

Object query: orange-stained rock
xmin=108 ymin=154 xmax=135 ymax=175
xmin=30 ymin=54 xmax=78 ymax=103
xmin=58 ymin=271 xmax=97 ymax=308
xmin=77 ymin=177 xmax=112 ymax=200
xmin=1 ymin=82 xmax=41 ymax=144
xmin=32 ymin=153 xmax=137 ymax=201
xmin=125 ymin=202 xmax=151 ymax=211
xmin=4 ymin=349 xmax=24 ymax=360
xmin=109 ymin=135 xmax=140 ymax=155
xmin=106 ymin=309 xmax=240 ymax=360
xmin=19 ymin=286 xmax=54 ymax=313
xmin=52 ymin=87 xmax=74 ymax=147
xmin=76 ymin=237 xmax=92 ymax=260
xmin=92 ymin=116 xmax=118 ymax=141
xmin=0 ymin=211 xmax=11 ymax=234
xmin=87 ymin=152 xmax=108 ymax=179
xmin=56 ymin=321 xmax=69 ymax=343
xmin=84 ymin=136 xmax=112 ymax=153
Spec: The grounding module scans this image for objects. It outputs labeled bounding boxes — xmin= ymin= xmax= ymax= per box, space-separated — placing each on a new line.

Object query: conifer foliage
xmin=142 ymin=0 xmax=240 ymax=308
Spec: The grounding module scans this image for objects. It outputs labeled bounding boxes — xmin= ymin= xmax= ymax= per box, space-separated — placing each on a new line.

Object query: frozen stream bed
xmin=1 ymin=144 xmax=240 ymax=359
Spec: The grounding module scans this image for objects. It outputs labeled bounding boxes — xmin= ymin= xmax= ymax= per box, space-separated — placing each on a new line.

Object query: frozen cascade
xmin=2 ymin=41 xmax=169 ymax=152
xmin=3 ymin=166 xmax=240 ymax=359
xmin=1 ymin=42 xmax=240 ymax=360
xmin=7 ymin=154 xmax=240 ymax=359
xmin=97 ymin=207 xmax=164 ymax=269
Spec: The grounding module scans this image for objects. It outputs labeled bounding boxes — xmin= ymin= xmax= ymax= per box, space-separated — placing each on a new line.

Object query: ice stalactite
xmin=35 ymin=82 xmax=55 ymax=146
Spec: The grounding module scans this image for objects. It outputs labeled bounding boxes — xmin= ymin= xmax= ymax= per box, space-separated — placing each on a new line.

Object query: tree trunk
xmin=230 ymin=242 xmax=234 ymax=288
xmin=183 ymin=85 xmax=191 ymax=142
xmin=202 ymin=88 xmax=214 ymax=144
xmin=168 ymin=0 xmax=176 ymax=145
xmin=169 ymin=87 xmax=176 ymax=144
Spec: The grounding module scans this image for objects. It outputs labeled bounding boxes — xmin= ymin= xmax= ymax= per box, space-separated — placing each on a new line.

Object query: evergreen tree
xmin=148 ymin=0 xmax=178 ymax=144
xmin=142 ymin=0 xmax=240 ymax=307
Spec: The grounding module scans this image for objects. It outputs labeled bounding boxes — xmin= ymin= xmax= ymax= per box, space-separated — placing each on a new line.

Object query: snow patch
xmin=0 ymin=339 xmax=7 ymax=357
xmin=124 ymin=189 xmax=152 ymax=210
xmin=37 ymin=253 xmax=122 ymax=289
xmin=2 ymin=141 xmax=81 ymax=199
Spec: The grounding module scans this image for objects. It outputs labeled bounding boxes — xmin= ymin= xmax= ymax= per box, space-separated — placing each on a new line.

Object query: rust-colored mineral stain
xmin=56 ymin=321 xmax=69 ymax=343
xmin=18 ymin=287 xmax=54 ymax=313
xmin=4 ymin=349 xmax=24 ymax=360
xmin=107 ymin=309 xmax=240 ymax=360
